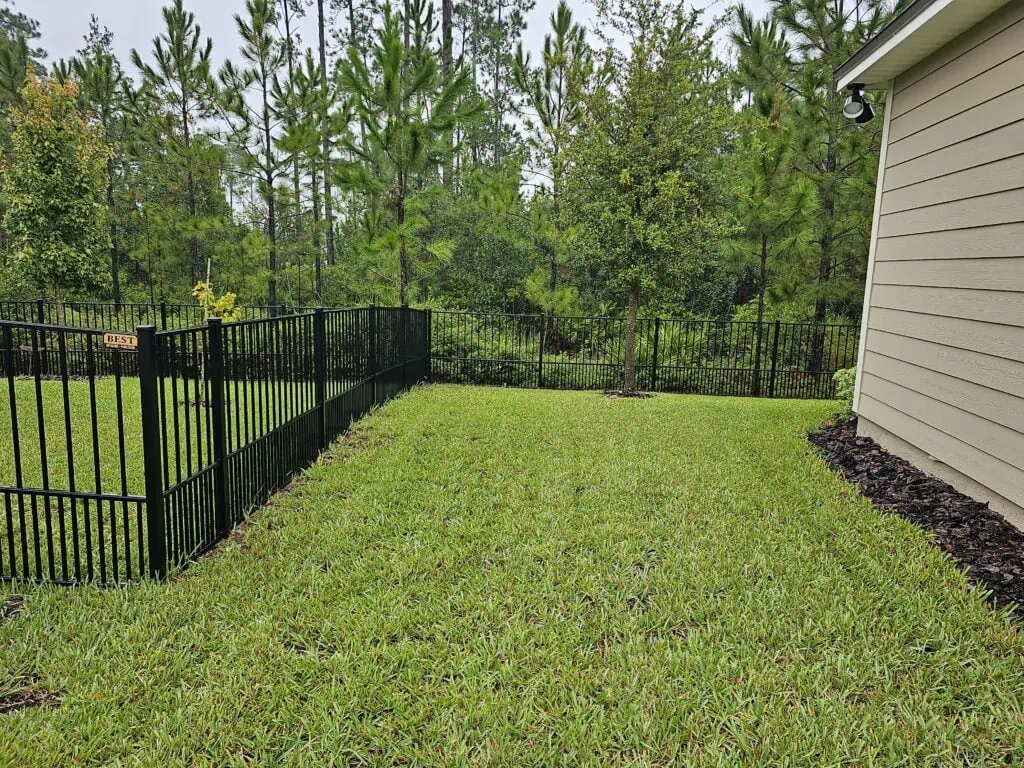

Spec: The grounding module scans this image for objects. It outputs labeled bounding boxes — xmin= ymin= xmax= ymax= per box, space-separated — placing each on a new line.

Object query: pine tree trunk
xmin=441 ymin=0 xmax=453 ymax=185
xmin=262 ymin=76 xmax=278 ymax=311
xmin=107 ymin=158 xmax=120 ymax=304
xmin=493 ymin=0 xmax=503 ymax=163
xmin=283 ymin=0 xmax=304 ymax=303
xmin=811 ymin=144 xmax=836 ymax=374
xmin=181 ymin=97 xmax=198 ymax=286
xmin=623 ymin=280 xmax=641 ymax=393
xmin=752 ymin=236 xmax=768 ymax=396
xmin=311 ymin=163 xmax=323 ymax=304
xmin=317 ymin=0 xmax=336 ymax=267
xmin=397 ymin=175 xmax=409 ymax=307
xmin=442 ymin=0 xmax=453 ymax=72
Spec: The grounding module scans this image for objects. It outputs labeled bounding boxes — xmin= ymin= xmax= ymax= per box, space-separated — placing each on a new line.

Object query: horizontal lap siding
xmin=858 ymin=1 xmax=1024 ymax=515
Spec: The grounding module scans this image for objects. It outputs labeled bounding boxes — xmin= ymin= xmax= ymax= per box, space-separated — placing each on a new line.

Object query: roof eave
xmin=834 ymin=0 xmax=1015 ymax=92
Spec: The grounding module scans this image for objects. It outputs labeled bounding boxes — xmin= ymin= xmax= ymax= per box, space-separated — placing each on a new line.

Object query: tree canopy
xmin=0 ymin=0 xmax=903 ymax=339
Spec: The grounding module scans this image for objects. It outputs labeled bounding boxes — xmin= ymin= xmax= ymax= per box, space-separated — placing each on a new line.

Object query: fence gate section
xmin=1 ymin=320 xmax=146 ymax=585
xmin=1 ymin=307 xmax=429 ymax=585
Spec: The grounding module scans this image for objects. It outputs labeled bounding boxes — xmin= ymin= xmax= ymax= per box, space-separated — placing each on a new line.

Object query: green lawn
xmin=0 ymin=378 xmax=312 ymax=495
xmin=1 ymin=386 xmax=1022 ymax=765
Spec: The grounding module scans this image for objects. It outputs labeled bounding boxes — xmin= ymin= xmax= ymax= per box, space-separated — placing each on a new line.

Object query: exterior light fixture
xmin=843 ymin=84 xmax=875 ymax=124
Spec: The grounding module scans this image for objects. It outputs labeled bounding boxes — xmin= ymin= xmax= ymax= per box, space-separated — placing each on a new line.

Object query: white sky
xmin=32 ymin=0 xmax=773 ymax=76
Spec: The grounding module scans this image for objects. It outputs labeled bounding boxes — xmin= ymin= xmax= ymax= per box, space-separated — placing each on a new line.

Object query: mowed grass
xmin=1 ymin=386 xmax=1023 ymax=766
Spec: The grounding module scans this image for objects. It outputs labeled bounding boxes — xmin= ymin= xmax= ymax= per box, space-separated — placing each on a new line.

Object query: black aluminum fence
xmin=430 ymin=312 xmax=859 ymax=399
xmin=1 ymin=307 xmax=428 ymax=585
xmin=0 ymin=299 xmax=321 ymax=334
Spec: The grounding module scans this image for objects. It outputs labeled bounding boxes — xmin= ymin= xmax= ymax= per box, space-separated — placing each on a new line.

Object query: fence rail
xmin=1 ymin=307 xmax=428 ymax=585
xmin=0 ymin=299 xmax=323 ymax=333
xmin=429 ymin=312 xmax=859 ymax=399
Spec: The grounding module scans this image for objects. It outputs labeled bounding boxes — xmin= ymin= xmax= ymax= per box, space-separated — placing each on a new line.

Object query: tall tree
xmin=131 ymin=0 xmax=216 ymax=285
xmin=731 ymin=0 xmax=910 ymax=367
xmin=335 ymin=0 xmax=482 ymax=306
xmin=726 ymin=115 xmax=817 ymax=329
xmin=724 ymin=107 xmax=818 ymax=393
xmin=514 ymin=0 xmax=589 ymax=317
xmin=220 ymin=0 xmax=292 ymax=308
xmin=276 ymin=0 xmax=307 ymax=301
xmin=4 ymin=76 xmax=110 ymax=319
xmin=315 ymin=0 xmax=336 ymax=266
xmin=564 ymin=0 xmax=733 ymax=393
xmin=0 ymin=1 xmax=44 ymax=64
xmin=484 ymin=0 xmax=534 ymax=164
xmin=69 ymin=17 xmax=127 ymax=302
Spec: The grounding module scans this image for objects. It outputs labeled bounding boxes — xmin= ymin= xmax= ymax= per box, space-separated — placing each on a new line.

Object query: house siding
xmin=857 ymin=0 xmax=1024 ymax=526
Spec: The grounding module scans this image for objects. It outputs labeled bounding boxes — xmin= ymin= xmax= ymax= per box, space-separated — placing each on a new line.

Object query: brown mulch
xmin=809 ymin=419 xmax=1024 ymax=614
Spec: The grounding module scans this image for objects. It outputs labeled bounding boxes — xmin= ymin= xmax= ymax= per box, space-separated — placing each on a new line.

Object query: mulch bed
xmin=809 ymin=419 xmax=1024 ymax=615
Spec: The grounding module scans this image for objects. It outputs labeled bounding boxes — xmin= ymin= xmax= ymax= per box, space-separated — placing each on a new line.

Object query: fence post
xmin=751 ymin=320 xmax=764 ymax=398
xmin=137 ymin=325 xmax=167 ymax=579
xmin=650 ymin=318 xmax=661 ymax=392
xmin=425 ymin=309 xmax=432 ymax=382
xmin=313 ymin=308 xmax=326 ymax=448
xmin=537 ymin=315 xmax=547 ymax=389
xmin=368 ymin=304 xmax=378 ymax=405
xmin=401 ymin=305 xmax=409 ymax=390
xmin=160 ymin=300 xmax=168 ymax=330
xmin=207 ymin=317 xmax=229 ymax=539
xmin=35 ymin=298 xmax=48 ymax=375
xmin=768 ymin=320 xmax=781 ymax=399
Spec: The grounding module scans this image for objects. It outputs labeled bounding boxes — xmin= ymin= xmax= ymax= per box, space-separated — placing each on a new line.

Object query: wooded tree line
xmin=0 ymin=0 xmax=908 ymax=338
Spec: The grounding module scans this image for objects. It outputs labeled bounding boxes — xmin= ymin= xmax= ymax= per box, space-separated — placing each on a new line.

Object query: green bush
xmin=833 ymin=366 xmax=857 ymax=419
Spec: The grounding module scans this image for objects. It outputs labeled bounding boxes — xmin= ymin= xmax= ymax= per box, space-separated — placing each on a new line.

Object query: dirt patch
xmin=809 ymin=419 xmax=1024 ymax=614
xmin=604 ymin=390 xmax=654 ymax=399
xmin=1 ymin=596 xmax=24 ymax=625
xmin=341 ymin=425 xmax=393 ymax=450
xmin=0 ymin=682 xmax=61 ymax=715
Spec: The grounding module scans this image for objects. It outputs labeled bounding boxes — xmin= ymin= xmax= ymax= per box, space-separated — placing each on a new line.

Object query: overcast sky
xmin=32 ymin=0 xmax=772 ymax=75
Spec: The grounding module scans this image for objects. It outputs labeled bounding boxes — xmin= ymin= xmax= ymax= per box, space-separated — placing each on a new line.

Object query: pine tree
xmin=335 ymin=0 xmax=483 ymax=306
xmin=131 ymin=0 xmax=216 ymax=285
xmin=219 ymin=0 xmax=292 ymax=309
xmin=731 ymin=0 xmax=911 ymax=368
xmin=514 ymin=0 xmax=589 ymax=317
xmin=67 ymin=17 xmax=127 ymax=302
xmin=316 ymin=0 xmax=336 ymax=266
xmin=724 ymin=106 xmax=818 ymax=394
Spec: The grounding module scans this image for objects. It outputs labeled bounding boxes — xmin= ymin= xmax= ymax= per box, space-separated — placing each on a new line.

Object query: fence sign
xmin=103 ymin=332 xmax=138 ymax=350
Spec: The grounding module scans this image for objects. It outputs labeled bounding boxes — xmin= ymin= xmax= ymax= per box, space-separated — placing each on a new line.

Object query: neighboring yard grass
xmin=0 ymin=378 xmax=308 ymax=494
xmin=1 ymin=386 xmax=1022 ymax=765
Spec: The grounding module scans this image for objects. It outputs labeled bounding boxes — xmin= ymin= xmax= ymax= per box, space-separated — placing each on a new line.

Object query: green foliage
xmin=335 ymin=0 xmax=484 ymax=306
xmin=731 ymin=1 xmax=907 ymax=327
xmin=0 ymin=0 xmax=887 ymax=323
xmin=3 ymin=75 xmax=111 ymax=303
xmin=833 ymin=365 xmax=857 ymax=418
xmin=564 ymin=0 xmax=734 ymax=388
xmin=192 ymin=279 xmax=242 ymax=320
xmin=722 ymin=109 xmax=818 ymax=324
